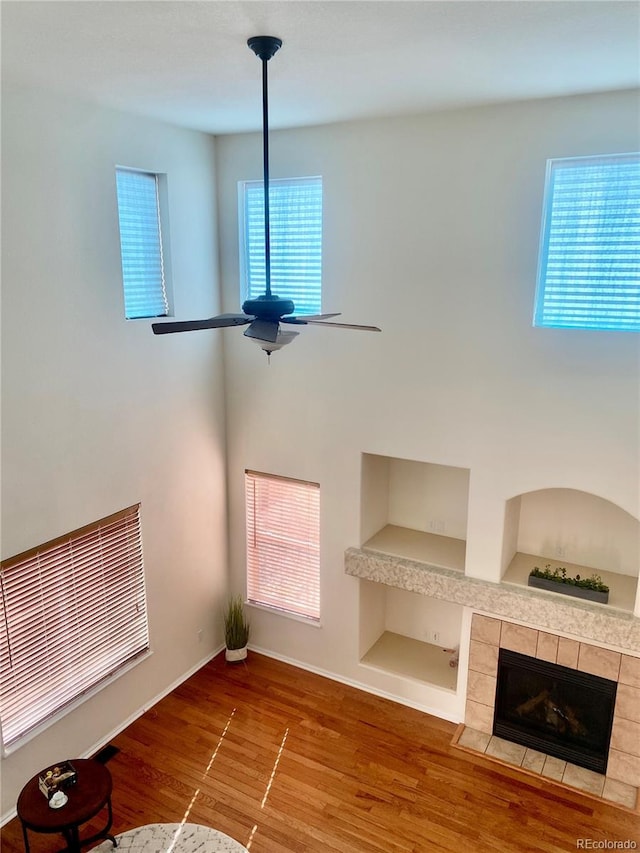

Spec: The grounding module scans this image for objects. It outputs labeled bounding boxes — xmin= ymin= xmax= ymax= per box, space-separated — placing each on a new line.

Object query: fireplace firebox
xmin=493 ymin=649 xmax=617 ymax=774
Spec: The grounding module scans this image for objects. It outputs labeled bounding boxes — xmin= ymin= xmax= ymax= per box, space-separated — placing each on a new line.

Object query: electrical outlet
xmin=197 ymin=628 xmax=203 ymax=643
xmin=429 ymin=519 xmax=445 ymax=533
xmin=433 ymin=631 xmax=440 ymax=645
xmin=555 ymin=545 xmax=566 ymax=559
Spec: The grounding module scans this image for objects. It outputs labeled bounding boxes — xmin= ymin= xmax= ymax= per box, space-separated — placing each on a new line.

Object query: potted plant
xmin=224 ymin=595 xmax=250 ymax=662
xmin=528 ymin=564 xmax=609 ymax=604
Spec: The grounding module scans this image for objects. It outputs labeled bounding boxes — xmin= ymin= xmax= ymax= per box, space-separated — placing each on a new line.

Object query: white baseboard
xmin=248 ymin=644 xmax=462 ymax=724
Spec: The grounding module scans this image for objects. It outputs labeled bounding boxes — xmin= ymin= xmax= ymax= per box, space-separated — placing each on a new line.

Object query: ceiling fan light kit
xmin=251 ymin=329 xmax=299 ymax=356
xmin=151 ymin=36 xmax=380 ymax=358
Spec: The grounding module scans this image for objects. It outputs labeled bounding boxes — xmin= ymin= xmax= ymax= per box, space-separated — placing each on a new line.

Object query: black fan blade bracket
xmin=244 ymin=319 xmax=280 ymax=343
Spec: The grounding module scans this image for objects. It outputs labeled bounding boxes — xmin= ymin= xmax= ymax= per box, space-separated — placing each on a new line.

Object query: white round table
xmin=91 ymin=823 xmax=248 ymax=853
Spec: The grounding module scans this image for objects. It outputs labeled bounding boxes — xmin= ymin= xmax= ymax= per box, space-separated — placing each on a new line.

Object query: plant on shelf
xmin=223 ymin=595 xmax=250 ymax=662
xmin=530 ymin=564 xmax=609 ymax=592
xmin=528 ymin=564 xmax=609 ymax=603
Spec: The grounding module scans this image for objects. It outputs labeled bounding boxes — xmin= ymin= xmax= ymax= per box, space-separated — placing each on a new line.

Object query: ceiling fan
xmin=152 ymin=35 xmax=381 ymax=356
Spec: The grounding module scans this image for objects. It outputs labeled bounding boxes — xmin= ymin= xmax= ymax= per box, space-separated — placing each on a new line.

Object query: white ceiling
xmin=2 ymin=1 xmax=639 ymax=135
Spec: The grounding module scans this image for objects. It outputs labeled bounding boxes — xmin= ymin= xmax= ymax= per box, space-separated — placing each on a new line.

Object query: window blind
xmin=534 ymin=153 xmax=640 ymax=331
xmin=245 ymin=471 xmax=320 ymax=621
xmin=116 ymin=168 xmax=168 ymax=319
xmin=242 ymin=176 xmax=322 ymax=315
xmin=0 ymin=504 xmax=149 ymax=751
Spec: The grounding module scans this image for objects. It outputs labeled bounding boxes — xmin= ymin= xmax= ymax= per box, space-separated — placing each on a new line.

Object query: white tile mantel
xmin=344 ymin=547 xmax=640 ymax=654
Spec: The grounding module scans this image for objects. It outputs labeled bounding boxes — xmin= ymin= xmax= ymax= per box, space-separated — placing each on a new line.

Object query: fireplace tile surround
xmin=344 ymin=547 xmax=640 ymax=807
xmin=466 ymin=614 xmax=640 ymax=795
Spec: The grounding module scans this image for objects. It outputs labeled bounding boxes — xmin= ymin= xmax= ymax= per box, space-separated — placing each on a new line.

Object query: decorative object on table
xmin=224 ymin=595 xmax=250 ymax=662
xmin=38 ymin=760 xmax=77 ymax=800
xmin=18 ymin=758 xmax=116 ymax=853
xmin=151 ymin=36 xmax=380 ymax=357
xmin=48 ymin=791 xmax=68 ymax=809
xmin=528 ymin=564 xmax=609 ymax=604
xmin=90 ymin=822 xmax=248 ymax=853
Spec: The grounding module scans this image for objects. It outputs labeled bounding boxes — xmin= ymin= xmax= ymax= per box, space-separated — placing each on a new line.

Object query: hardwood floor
xmin=3 ymin=652 xmax=639 ymax=853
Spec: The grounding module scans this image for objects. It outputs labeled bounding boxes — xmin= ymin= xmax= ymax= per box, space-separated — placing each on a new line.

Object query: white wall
xmin=217 ymin=90 xmax=639 ymax=707
xmin=1 ymin=83 xmax=227 ymax=816
xmin=517 ymin=489 xmax=640 ymax=575
xmin=2 ymin=83 xmax=638 ymax=817
xmin=387 ymin=459 xmax=470 ymax=540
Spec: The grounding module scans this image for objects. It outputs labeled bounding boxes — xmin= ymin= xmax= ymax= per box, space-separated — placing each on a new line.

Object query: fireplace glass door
xmin=493 ymin=648 xmax=617 ymax=774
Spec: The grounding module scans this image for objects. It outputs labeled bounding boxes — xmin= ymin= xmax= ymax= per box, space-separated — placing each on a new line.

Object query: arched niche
xmin=501 ymin=488 xmax=639 ymax=612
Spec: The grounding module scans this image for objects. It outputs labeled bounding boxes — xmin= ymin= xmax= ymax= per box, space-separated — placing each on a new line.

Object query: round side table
xmin=17 ymin=758 xmax=117 ymax=853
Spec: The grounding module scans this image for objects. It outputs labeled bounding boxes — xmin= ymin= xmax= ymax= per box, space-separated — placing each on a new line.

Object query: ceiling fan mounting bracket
xmin=247 ymin=36 xmax=282 ymax=62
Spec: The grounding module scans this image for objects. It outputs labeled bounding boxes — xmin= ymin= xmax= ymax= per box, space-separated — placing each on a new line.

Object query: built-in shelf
xmin=502 ymin=488 xmax=639 ymax=615
xmin=353 ymin=465 xmax=640 ymax=709
xmin=503 ymin=552 xmax=637 ymax=614
xmin=347 ymin=546 xmax=640 ymax=654
xmin=362 ymin=524 xmax=466 ymax=572
xmin=361 ymin=453 xmax=470 ymax=575
xmin=361 ymin=630 xmax=458 ymax=691
xmin=359 ymin=580 xmax=464 ymax=693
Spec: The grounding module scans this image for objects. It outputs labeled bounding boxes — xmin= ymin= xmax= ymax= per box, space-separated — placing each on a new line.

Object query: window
xmin=240 ymin=176 xmax=322 ymax=315
xmin=116 ymin=168 xmax=169 ymax=319
xmin=0 ymin=505 xmax=149 ymax=752
xmin=534 ymin=152 xmax=640 ymax=331
xmin=245 ymin=470 xmax=320 ymax=621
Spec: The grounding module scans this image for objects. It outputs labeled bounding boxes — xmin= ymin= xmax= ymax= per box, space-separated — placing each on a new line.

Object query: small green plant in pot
xmin=528 ymin=564 xmax=609 ymax=603
xmin=224 ymin=595 xmax=250 ymax=662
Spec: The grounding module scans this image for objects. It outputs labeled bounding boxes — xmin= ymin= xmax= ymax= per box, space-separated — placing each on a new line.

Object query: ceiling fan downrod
xmin=247 ymin=36 xmax=282 ymax=302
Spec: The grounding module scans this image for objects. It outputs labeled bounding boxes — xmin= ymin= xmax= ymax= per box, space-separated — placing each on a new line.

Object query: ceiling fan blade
xmin=281 ymin=313 xmax=342 ymax=325
xmin=244 ymin=319 xmax=280 ymax=343
xmin=303 ymin=320 xmax=382 ymax=332
xmin=152 ymin=314 xmax=252 ymax=335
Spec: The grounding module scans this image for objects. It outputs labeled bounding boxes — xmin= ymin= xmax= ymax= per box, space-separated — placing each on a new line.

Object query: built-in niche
xmin=501 ymin=488 xmax=640 ymax=612
xmin=360 ymin=454 xmax=470 ymax=572
xmin=359 ymin=580 xmax=462 ymax=691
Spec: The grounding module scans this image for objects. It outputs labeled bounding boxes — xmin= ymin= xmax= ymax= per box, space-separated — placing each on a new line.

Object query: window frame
xmin=238 ymin=175 xmax=323 ymax=315
xmin=115 ymin=167 xmax=172 ymax=320
xmin=533 ymin=151 xmax=640 ymax=332
xmin=0 ymin=504 xmax=150 ymax=754
xmin=245 ymin=470 xmax=321 ymax=623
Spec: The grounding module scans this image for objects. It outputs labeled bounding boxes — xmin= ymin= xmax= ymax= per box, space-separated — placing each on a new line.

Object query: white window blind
xmin=241 ymin=176 xmax=322 ymax=315
xmin=245 ymin=470 xmax=320 ymax=621
xmin=0 ymin=504 xmax=149 ymax=751
xmin=116 ymin=168 xmax=169 ymax=319
xmin=534 ymin=152 xmax=640 ymax=331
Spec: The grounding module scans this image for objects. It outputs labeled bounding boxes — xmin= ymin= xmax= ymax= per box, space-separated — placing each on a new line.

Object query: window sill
xmin=1 ymin=648 xmax=153 ymax=757
xmin=246 ymin=600 xmax=322 ymax=628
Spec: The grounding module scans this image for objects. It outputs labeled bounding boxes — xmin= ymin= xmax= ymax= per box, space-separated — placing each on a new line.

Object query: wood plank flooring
xmin=3 ymin=652 xmax=639 ymax=853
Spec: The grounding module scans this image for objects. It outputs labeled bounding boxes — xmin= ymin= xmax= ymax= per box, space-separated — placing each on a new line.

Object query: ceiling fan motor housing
xmin=242 ymin=294 xmax=295 ymax=321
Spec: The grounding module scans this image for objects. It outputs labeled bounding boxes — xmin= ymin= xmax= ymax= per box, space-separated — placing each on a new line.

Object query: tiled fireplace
xmin=464 ymin=614 xmax=640 ymax=808
xmin=344 ymin=545 xmax=640 ymax=809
